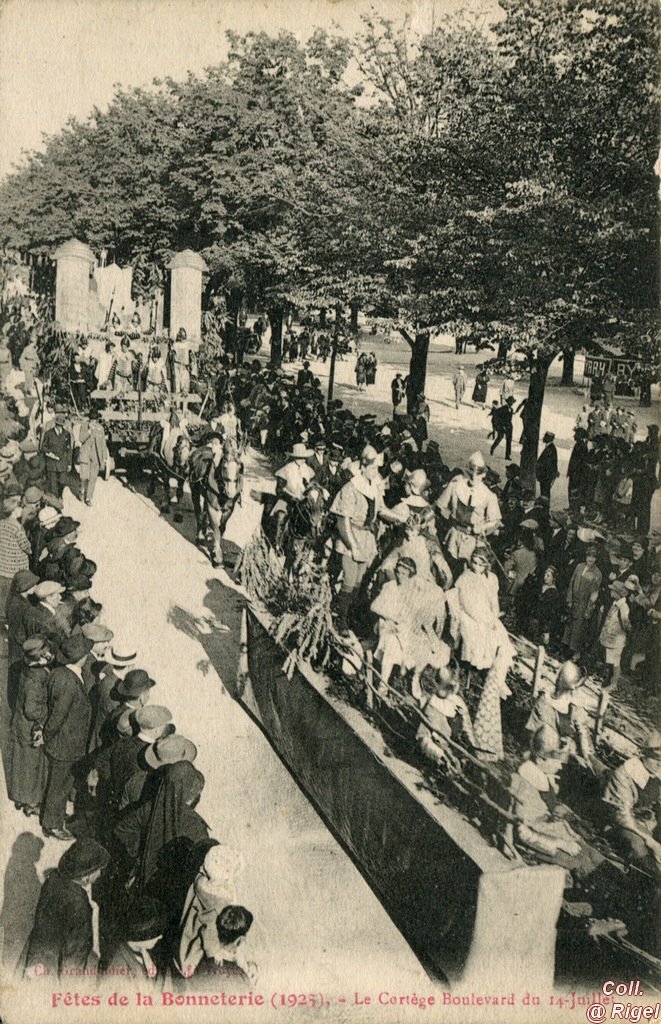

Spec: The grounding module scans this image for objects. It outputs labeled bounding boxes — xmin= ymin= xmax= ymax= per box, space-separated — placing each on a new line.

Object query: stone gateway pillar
xmin=53 ymin=239 xmax=95 ymax=333
xmin=168 ymin=250 xmax=207 ymax=342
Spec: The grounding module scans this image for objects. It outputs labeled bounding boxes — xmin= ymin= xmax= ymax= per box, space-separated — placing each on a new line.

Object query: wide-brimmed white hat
xmin=289 ymin=443 xmax=313 ymax=459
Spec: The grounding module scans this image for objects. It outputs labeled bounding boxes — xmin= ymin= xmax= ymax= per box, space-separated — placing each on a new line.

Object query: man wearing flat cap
xmin=24 ymin=837 xmax=110 ymax=976
xmin=41 ymin=408 xmax=74 ymax=498
xmin=40 ymin=633 xmax=94 ymax=839
xmin=23 ymin=578 xmax=70 ymax=651
xmin=80 ymin=622 xmax=113 ymax=692
xmin=536 ymin=431 xmax=559 ymax=501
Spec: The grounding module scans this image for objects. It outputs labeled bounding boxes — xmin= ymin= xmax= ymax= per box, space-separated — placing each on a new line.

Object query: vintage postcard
xmin=0 ymin=0 xmax=659 ymax=1021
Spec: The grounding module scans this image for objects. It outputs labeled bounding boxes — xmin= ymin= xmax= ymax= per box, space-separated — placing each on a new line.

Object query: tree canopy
xmin=1 ymin=1 xmax=658 ymax=478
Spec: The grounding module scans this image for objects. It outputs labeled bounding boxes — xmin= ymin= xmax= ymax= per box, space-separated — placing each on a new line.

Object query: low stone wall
xmin=243 ymin=606 xmax=565 ymax=989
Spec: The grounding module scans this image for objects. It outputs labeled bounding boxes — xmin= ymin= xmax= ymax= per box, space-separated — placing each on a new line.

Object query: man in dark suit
xmin=24 ymin=838 xmax=109 ymax=977
xmin=38 ymin=632 xmax=94 ymax=839
xmin=24 ymin=579 xmax=70 ymax=650
xmin=109 ymin=705 xmax=174 ymax=810
xmin=41 ymin=407 xmax=74 ymax=498
xmin=536 ymin=431 xmax=559 ymax=500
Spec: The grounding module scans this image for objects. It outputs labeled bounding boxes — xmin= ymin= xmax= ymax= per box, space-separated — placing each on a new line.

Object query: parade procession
xmin=0 ymin=1 xmax=659 ymax=1021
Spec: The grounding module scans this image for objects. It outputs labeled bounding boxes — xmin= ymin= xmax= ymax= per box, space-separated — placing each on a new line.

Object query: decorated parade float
xmin=49 ymin=241 xmax=210 ymax=454
xmin=8 ymin=240 xmax=660 ymax=992
xmin=237 ymin=536 xmax=661 ymax=991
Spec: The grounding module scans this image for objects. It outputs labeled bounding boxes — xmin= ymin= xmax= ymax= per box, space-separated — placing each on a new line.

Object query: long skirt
xmin=473 ymin=673 xmax=505 ymax=762
xmin=8 ymin=738 xmax=47 ymax=808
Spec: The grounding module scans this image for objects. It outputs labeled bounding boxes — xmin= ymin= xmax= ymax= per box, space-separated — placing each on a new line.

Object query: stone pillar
xmin=53 ymin=239 xmax=95 ymax=333
xmin=168 ymin=250 xmax=207 ymax=342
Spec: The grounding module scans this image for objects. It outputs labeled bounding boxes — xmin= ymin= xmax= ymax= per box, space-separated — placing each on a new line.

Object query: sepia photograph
xmin=0 ymin=0 xmax=659 ymax=1021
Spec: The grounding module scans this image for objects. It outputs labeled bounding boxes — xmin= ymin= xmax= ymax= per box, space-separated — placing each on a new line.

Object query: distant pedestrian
xmin=355 ymin=354 xmax=367 ymax=392
xmin=452 ymin=367 xmax=466 ymax=409
xmin=391 ymin=373 xmax=405 ymax=416
xmin=365 ymin=352 xmax=377 ymax=387
xmin=490 ymin=398 xmax=515 ymax=460
xmin=536 ymin=431 xmax=559 ymax=500
xmin=500 ymin=374 xmax=515 ymax=404
xmin=472 ymin=367 xmax=488 ymax=408
xmin=296 ymin=361 xmax=314 ymax=389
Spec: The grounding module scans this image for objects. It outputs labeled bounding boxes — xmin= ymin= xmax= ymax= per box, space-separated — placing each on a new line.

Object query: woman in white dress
xmin=450 ymin=545 xmax=515 ymax=760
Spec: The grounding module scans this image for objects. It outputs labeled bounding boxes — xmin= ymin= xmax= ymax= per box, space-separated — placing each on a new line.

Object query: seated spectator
xmin=416 ymin=667 xmax=475 ymax=770
xmin=602 ymin=734 xmax=661 ymax=874
xmin=510 ymin=727 xmax=603 ymax=877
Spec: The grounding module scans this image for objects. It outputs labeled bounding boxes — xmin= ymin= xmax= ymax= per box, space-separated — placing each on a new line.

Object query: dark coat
xmin=23 ymin=601 xmax=70 ymax=649
xmin=14 ymin=454 xmax=48 ymax=491
xmin=8 ymin=663 xmax=49 ymax=807
xmin=536 ymin=443 xmax=559 ymax=485
xmin=24 ymin=871 xmax=96 ymax=977
xmin=7 ymin=591 xmax=34 ymax=655
xmin=41 ymin=426 xmax=73 ymax=473
xmin=110 ymin=736 xmax=149 ymax=808
xmin=43 ymin=665 xmax=92 ymax=762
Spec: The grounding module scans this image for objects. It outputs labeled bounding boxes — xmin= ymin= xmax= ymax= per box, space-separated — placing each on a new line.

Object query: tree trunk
xmin=349 ymin=301 xmax=359 ymax=335
xmin=327 ymin=304 xmax=342 ymax=406
xmin=520 ymin=356 xmax=552 ymax=491
xmin=560 ymin=347 xmax=575 ymax=387
xmin=406 ymin=331 xmax=430 ymax=414
xmin=268 ymin=307 xmax=283 ymax=368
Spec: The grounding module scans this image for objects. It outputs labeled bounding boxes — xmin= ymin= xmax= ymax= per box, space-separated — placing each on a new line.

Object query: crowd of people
xmin=0 ymin=383 xmax=256 ymax=987
xmin=215 ymin=356 xmax=661 ymax=883
xmin=0 ymin=302 xmax=659 ymax=983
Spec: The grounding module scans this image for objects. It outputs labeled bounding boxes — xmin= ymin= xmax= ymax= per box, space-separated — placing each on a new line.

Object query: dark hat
xmin=116 ymin=668 xmax=156 ymax=699
xmin=59 ymin=838 xmax=110 ymax=880
xmin=22 ymin=635 xmax=50 ymax=659
xmin=59 ymin=633 xmax=94 ymax=663
xmin=505 ymin=396 xmax=515 ymax=405
xmin=66 ymin=574 xmax=92 ymax=592
xmin=13 ymin=569 xmax=39 ymax=594
xmin=123 ymin=897 xmax=170 ymax=943
xmin=51 ymin=517 xmax=79 ymax=539
xmin=542 ymin=431 xmax=555 ymax=443
xmin=144 ymin=733 xmax=197 ymax=770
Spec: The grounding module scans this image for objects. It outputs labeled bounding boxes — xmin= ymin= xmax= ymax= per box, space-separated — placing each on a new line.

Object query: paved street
xmin=0 ymin=475 xmax=430 ymax=1008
